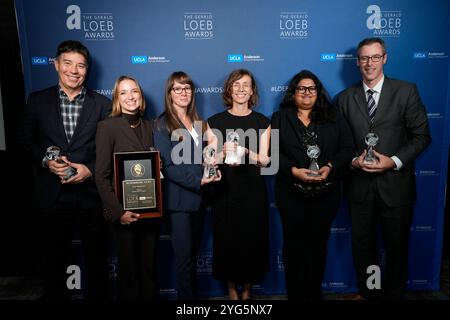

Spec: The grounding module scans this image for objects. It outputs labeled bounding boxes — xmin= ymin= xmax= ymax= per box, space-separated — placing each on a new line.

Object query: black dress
xmin=208 ymin=110 xmax=270 ymax=283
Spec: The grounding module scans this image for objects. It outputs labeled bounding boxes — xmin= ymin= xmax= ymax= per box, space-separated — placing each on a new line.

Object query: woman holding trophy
xmin=154 ymin=71 xmax=221 ymax=300
xmin=95 ymin=75 xmax=160 ymax=300
xmin=208 ymin=69 xmax=271 ymax=300
xmin=271 ymin=70 xmax=354 ymax=300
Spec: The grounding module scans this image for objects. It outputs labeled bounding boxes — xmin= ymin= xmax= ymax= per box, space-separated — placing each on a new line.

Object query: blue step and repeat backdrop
xmin=15 ymin=0 xmax=450 ymax=298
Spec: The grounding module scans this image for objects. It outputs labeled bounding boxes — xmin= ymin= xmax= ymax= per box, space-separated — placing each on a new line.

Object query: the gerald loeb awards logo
xmin=279 ymin=12 xmax=308 ymax=39
xmin=131 ymin=163 xmax=145 ymax=178
xmin=66 ymin=5 xmax=115 ymax=40
xmin=366 ymin=5 xmax=401 ymax=37
xmin=184 ymin=12 xmax=214 ymax=40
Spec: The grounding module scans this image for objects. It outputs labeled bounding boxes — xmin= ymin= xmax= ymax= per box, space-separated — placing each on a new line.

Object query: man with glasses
xmin=337 ymin=37 xmax=431 ymax=300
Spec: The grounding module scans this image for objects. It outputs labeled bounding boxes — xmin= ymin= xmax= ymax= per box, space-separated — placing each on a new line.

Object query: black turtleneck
xmin=123 ymin=113 xmax=142 ymax=140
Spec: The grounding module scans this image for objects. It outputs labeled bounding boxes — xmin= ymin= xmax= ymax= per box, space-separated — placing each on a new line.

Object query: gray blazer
xmin=337 ymin=77 xmax=431 ymax=207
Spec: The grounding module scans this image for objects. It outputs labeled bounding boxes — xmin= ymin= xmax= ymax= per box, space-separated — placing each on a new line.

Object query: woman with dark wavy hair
xmin=271 ymin=70 xmax=354 ymax=300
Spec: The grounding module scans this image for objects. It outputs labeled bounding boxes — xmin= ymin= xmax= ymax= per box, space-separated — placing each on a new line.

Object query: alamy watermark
xmin=170 ymin=121 xmax=279 ymax=175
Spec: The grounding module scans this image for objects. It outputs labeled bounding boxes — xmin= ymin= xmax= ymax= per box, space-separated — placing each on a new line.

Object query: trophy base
xmin=224 ymin=156 xmax=239 ymax=165
xmin=363 ymin=159 xmax=377 ymax=165
xmin=63 ymin=167 xmax=77 ymax=180
xmin=307 ymin=172 xmax=321 ymax=177
xmin=203 ymin=167 xmax=217 ymax=179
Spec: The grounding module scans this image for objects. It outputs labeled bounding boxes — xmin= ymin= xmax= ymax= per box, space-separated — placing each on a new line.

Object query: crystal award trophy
xmin=363 ymin=132 xmax=379 ymax=164
xmin=45 ymin=146 xmax=77 ymax=180
xmin=307 ymin=145 xmax=321 ymax=176
xmin=224 ymin=131 xmax=240 ymax=165
xmin=203 ymin=146 xmax=218 ymax=178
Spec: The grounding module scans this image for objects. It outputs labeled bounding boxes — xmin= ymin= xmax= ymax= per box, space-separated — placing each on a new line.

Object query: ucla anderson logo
xmin=66 ymin=5 xmax=115 ymax=40
xmin=320 ymin=54 xmax=336 ymax=61
xmin=228 ymin=54 xmax=243 ymax=63
xmin=320 ymin=53 xmax=354 ymax=62
xmin=227 ymin=54 xmax=264 ymax=63
xmin=413 ymin=52 xmax=427 ymax=59
xmin=413 ymin=52 xmax=448 ymax=59
xmin=131 ymin=56 xmax=148 ymax=64
xmin=366 ymin=5 xmax=402 ymax=37
xmin=131 ymin=55 xmax=170 ymax=64
xmin=31 ymin=57 xmax=49 ymax=65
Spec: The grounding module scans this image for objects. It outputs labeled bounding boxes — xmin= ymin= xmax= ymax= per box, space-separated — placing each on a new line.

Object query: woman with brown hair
xmin=154 ymin=71 xmax=221 ymax=300
xmin=208 ymin=69 xmax=271 ymax=300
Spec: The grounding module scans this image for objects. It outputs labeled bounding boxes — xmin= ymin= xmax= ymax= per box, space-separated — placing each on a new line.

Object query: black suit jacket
xmin=17 ymin=85 xmax=111 ymax=209
xmin=337 ymin=77 xmax=431 ymax=206
xmin=271 ymin=107 xmax=355 ymax=187
xmin=95 ymin=116 xmax=154 ymax=222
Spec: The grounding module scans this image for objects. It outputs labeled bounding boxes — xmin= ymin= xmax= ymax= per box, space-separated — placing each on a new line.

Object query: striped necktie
xmin=367 ymin=89 xmax=377 ymax=122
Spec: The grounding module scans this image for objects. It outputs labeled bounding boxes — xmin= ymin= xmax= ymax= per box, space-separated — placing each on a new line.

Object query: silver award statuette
xmin=45 ymin=146 xmax=77 ymax=180
xmin=363 ymin=133 xmax=379 ymax=164
xmin=307 ymin=145 xmax=321 ymax=176
xmin=203 ymin=146 xmax=218 ymax=178
xmin=224 ymin=131 xmax=240 ymax=165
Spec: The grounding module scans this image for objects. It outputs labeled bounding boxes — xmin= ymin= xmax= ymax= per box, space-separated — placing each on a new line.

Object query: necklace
xmin=300 ymin=122 xmax=317 ymax=149
xmin=130 ymin=118 xmax=141 ymax=129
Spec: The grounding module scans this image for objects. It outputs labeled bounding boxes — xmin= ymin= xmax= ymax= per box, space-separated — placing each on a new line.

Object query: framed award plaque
xmin=113 ymin=151 xmax=163 ymax=218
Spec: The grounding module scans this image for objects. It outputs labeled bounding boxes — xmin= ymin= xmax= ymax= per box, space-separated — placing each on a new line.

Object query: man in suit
xmin=17 ymin=40 xmax=111 ymax=299
xmin=338 ymin=37 xmax=431 ymax=299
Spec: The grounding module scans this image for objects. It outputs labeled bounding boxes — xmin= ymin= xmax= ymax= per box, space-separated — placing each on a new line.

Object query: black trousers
xmin=113 ymin=219 xmax=160 ymax=300
xmin=276 ymin=183 xmax=340 ymax=300
xmin=349 ymin=180 xmax=413 ymax=300
xmin=40 ymin=190 xmax=108 ymax=300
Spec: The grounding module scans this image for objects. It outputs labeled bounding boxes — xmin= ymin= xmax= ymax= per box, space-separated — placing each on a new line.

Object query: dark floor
xmin=1 ymin=259 xmax=449 ymax=300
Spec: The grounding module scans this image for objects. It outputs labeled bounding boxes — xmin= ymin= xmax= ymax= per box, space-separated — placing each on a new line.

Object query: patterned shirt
xmin=59 ymin=86 xmax=86 ymax=142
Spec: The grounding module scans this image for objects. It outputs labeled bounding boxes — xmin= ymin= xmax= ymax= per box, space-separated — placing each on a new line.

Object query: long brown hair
xmin=163 ymin=71 xmax=206 ymax=133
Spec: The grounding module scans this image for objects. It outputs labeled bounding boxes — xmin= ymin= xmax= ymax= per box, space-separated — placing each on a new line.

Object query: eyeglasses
xmin=358 ymin=54 xmax=385 ymax=63
xmin=172 ymin=87 xmax=192 ymax=94
xmin=295 ymin=86 xmax=317 ymax=94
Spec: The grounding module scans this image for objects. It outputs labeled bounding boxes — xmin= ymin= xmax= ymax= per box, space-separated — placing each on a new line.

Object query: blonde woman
xmin=96 ymin=75 xmax=159 ymax=299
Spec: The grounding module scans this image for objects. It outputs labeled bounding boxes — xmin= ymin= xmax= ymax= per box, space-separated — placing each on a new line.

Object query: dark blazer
xmin=271 ymin=107 xmax=354 ymax=187
xmin=17 ymin=85 xmax=111 ymax=209
xmin=95 ymin=116 xmax=154 ymax=222
xmin=337 ymin=77 xmax=431 ymax=207
xmin=153 ymin=114 xmax=203 ymax=212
